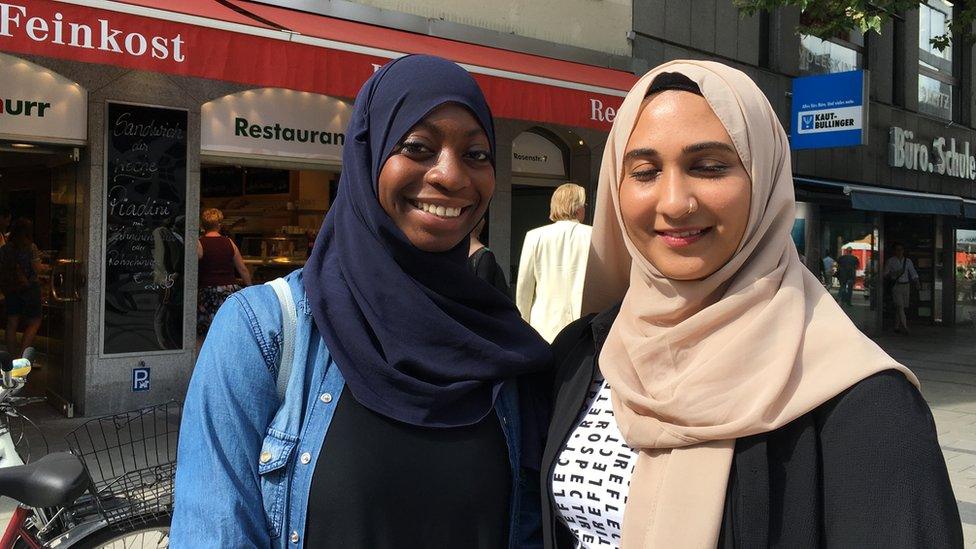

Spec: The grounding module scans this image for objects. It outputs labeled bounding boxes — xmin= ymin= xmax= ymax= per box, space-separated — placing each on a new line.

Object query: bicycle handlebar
xmin=0 ymin=348 xmax=34 ymax=390
xmin=0 ymin=351 xmax=12 ymax=389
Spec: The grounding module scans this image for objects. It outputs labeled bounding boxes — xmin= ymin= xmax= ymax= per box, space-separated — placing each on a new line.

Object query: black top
xmin=468 ymin=246 xmax=513 ymax=299
xmin=198 ymin=236 xmax=235 ymax=287
xmin=542 ymin=306 xmax=963 ymax=549
xmin=836 ymin=253 xmax=860 ymax=279
xmin=305 ymin=388 xmax=511 ymax=548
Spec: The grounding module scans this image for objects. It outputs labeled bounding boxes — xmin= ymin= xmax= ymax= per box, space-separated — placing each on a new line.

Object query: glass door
xmin=0 ymin=145 xmax=82 ymax=413
xmin=884 ymin=214 xmax=936 ymax=327
xmin=819 ymin=207 xmax=881 ymax=334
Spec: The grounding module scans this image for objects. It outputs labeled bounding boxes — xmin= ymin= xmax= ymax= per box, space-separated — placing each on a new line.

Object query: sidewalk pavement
xmin=873 ymin=324 xmax=976 ymax=546
xmin=1 ymin=324 xmax=974 ymax=545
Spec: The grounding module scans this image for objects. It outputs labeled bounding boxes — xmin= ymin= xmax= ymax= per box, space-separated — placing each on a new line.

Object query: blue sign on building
xmin=790 ymin=70 xmax=868 ymax=150
xmin=132 ymin=366 xmax=151 ymax=392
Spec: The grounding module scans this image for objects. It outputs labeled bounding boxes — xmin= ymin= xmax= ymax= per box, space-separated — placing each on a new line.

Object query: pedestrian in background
xmin=542 ymin=62 xmax=961 ymax=548
xmin=173 ymin=55 xmax=550 ymax=548
xmin=0 ymin=207 xmax=12 ymax=248
xmin=0 ymin=219 xmax=43 ymax=358
xmin=836 ymin=247 xmax=859 ymax=306
xmin=822 ymin=252 xmax=835 ymax=287
xmin=196 ymin=207 xmax=251 ymax=342
xmin=516 ymin=182 xmax=592 ymax=342
xmin=468 ymin=215 xmax=511 ymax=298
xmin=885 ymin=243 xmax=919 ymax=334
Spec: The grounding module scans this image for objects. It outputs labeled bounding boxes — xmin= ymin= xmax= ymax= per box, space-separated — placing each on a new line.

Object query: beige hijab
xmin=582 ymin=60 xmax=918 ymax=548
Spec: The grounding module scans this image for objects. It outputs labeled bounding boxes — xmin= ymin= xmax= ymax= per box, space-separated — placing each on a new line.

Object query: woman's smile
xmin=619 ymin=90 xmax=751 ymax=280
xmin=655 ymin=226 xmax=712 ymax=248
xmin=408 ymin=199 xmax=469 ymax=219
xmin=378 ymin=103 xmax=494 ymax=253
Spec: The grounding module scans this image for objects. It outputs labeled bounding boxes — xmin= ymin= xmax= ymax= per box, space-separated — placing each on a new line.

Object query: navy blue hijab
xmin=304 ymin=55 xmax=551 ymax=428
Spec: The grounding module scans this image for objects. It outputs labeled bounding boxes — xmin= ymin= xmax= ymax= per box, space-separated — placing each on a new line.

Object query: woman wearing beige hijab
xmin=540 ymin=61 xmax=962 ymax=548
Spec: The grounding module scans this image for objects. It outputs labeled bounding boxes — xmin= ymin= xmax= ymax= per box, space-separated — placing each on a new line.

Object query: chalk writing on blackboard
xmin=102 ymin=103 xmax=187 ymax=355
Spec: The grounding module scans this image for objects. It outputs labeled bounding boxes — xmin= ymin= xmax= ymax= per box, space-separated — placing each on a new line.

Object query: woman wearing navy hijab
xmin=172 ymin=55 xmax=551 ymax=548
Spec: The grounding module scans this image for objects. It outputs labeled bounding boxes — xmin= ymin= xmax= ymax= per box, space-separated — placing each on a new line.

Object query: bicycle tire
xmin=72 ymin=515 xmax=170 ymax=548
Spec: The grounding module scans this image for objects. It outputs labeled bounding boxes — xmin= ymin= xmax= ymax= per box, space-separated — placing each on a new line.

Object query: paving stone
xmin=873 ymin=325 xmax=976 ymax=543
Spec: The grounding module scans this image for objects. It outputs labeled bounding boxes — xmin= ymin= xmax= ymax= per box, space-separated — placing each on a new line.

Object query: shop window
xmin=955 ymin=229 xmax=976 ymax=325
xmin=798 ymin=34 xmax=863 ymax=76
xmin=797 ymin=9 xmax=865 ymax=77
xmin=817 ymin=207 xmax=881 ymax=335
xmin=200 ymin=165 xmax=335 ymax=285
xmin=917 ymin=1 xmax=955 ymax=120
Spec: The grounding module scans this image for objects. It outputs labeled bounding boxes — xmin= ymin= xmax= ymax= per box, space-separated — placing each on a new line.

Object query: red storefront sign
xmin=0 ymin=0 xmax=633 ymax=130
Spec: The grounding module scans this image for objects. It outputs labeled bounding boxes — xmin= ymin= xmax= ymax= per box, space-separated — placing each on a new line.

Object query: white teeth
xmin=666 ymin=229 xmax=703 ymax=238
xmin=412 ymin=201 xmax=462 ymax=218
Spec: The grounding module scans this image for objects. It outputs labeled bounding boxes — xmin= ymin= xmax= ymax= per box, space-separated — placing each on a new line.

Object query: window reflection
xmin=955 ymin=229 xmax=976 ymax=325
xmin=918 ymin=1 xmax=955 ymax=120
xmin=798 ymin=35 xmax=861 ymax=76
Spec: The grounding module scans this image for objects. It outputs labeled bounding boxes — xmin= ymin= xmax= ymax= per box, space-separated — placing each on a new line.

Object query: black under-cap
xmin=646 ymin=71 xmax=703 ymax=97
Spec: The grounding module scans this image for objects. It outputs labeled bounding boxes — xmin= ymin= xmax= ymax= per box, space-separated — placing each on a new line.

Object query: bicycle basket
xmin=63 ymin=401 xmax=181 ymax=529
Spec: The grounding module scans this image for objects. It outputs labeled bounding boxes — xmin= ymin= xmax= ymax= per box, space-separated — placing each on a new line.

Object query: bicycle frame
xmin=0 ymin=421 xmax=24 ymax=470
xmin=0 ymin=504 xmax=113 ymax=549
xmin=0 ymin=385 xmax=26 ymax=470
xmin=0 ymin=506 xmax=41 ymax=549
xmin=0 ymin=362 xmax=176 ymax=549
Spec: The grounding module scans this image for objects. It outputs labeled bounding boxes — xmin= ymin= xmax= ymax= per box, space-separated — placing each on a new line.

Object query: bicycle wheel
xmin=74 ymin=516 xmax=170 ymax=548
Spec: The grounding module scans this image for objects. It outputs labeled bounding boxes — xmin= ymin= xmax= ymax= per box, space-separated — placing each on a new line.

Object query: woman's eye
xmin=694 ymin=163 xmax=729 ymax=175
xmin=467 ymin=150 xmax=493 ymax=163
xmin=398 ymin=141 xmax=430 ymax=156
xmin=630 ymin=169 xmax=659 ymax=182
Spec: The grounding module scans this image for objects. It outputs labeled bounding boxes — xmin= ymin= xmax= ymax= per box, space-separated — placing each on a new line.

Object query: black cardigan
xmin=541 ymin=306 xmax=963 ymax=548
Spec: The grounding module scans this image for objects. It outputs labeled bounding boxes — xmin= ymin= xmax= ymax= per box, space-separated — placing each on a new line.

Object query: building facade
xmin=633 ymin=0 xmax=976 ymax=337
xmin=0 ymin=0 xmax=635 ymax=415
xmin=2 ymin=0 xmax=971 ymax=417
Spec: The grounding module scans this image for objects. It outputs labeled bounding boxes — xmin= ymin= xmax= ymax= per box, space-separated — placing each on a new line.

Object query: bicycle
xmin=0 ymin=350 xmax=178 ymax=548
xmin=0 ymin=348 xmax=47 ymax=469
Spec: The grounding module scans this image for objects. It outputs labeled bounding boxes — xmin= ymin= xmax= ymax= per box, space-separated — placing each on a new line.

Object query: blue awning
xmin=849 ymin=189 xmax=963 ymax=216
xmin=794 ymin=177 xmax=965 ymax=216
xmin=965 ymin=201 xmax=976 ymax=218
xmin=793 ymin=177 xmax=848 ymax=191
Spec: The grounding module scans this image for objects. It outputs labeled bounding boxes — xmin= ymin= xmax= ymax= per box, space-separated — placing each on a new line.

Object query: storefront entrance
xmin=510 ymin=184 xmax=558 ymax=283
xmin=509 ymin=130 xmax=570 ymax=283
xmin=884 ymin=214 xmax=938 ymax=327
xmin=200 ymin=164 xmax=336 ymax=285
xmin=0 ymin=144 xmax=83 ymax=410
xmin=819 ymin=206 xmax=882 ymax=335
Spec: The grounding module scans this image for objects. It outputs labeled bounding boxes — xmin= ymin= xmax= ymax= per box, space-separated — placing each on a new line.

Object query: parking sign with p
xmin=132 ymin=367 xmax=151 ymax=392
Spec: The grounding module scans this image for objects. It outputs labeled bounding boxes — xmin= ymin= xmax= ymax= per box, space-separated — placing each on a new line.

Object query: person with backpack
xmin=171 ymin=56 xmax=551 ymax=548
xmin=0 ymin=219 xmax=44 ymax=358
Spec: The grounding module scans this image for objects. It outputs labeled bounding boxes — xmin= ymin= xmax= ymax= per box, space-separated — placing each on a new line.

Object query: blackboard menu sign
xmin=244 ymin=168 xmax=290 ymax=195
xmin=102 ymin=103 xmax=187 ymax=355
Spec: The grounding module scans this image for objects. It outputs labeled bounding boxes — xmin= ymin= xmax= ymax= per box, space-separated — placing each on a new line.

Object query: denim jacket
xmin=171 ymin=269 xmax=542 ymax=548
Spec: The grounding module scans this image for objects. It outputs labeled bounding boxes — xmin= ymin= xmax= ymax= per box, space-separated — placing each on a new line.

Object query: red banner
xmin=0 ymin=0 xmax=626 ymax=130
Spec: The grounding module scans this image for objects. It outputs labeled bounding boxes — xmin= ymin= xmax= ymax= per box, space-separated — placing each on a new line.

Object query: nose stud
xmin=686 ymin=198 xmax=697 ymax=215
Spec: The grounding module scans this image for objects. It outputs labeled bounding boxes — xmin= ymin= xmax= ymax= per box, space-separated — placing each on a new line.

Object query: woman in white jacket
xmin=516 ymin=183 xmax=592 ymax=342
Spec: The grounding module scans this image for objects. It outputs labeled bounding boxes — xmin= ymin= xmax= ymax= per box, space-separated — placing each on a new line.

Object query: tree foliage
xmin=734 ymin=0 xmax=976 ymax=51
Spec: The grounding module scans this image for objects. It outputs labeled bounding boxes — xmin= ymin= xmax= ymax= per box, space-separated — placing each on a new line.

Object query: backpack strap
xmin=267 ymin=278 xmax=297 ymax=402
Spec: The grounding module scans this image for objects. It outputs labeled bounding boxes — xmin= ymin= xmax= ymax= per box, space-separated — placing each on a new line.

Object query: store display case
xmin=240 ymin=235 xmax=311 ymax=283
